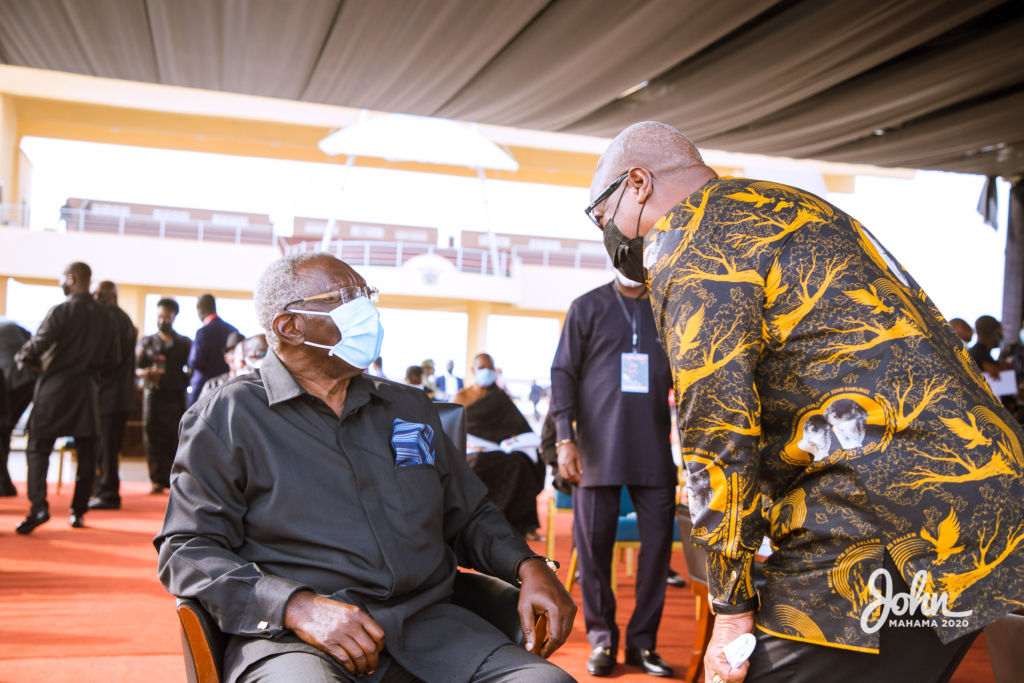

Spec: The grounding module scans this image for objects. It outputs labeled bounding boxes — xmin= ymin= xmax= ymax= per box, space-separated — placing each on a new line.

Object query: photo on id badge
xmin=621 ymin=352 xmax=649 ymax=393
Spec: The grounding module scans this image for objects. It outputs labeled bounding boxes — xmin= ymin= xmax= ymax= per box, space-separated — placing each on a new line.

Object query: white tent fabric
xmin=317 ymin=114 xmax=519 ymax=172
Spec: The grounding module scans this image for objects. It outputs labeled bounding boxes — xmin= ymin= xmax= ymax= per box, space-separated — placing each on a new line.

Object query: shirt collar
xmin=261 ymin=350 xmax=390 ymax=408
xmin=203 ymin=313 xmax=218 ymax=325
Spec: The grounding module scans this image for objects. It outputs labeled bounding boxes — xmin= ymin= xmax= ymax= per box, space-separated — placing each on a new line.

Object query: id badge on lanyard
xmin=615 ymin=289 xmax=649 ymax=393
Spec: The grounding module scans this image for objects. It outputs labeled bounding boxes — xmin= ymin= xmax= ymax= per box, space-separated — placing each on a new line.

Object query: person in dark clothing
xmin=137 ymin=298 xmax=192 ymax=494
xmin=455 ymin=353 xmax=545 ymax=540
xmin=88 ymin=281 xmax=138 ymax=510
xmin=199 ymin=331 xmax=245 ymax=398
xmin=550 ymin=274 xmax=676 ymax=678
xmin=0 ymin=319 xmax=36 ymax=496
xmin=156 ymin=251 xmax=576 ymax=683
xmin=969 ymin=315 xmax=1012 ymax=379
xmin=14 ymin=262 xmax=118 ymax=533
xmin=187 ymin=293 xmax=238 ymax=407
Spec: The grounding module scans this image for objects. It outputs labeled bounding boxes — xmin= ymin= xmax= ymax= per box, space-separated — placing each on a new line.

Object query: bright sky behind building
xmin=10 ymin=137 xmax=1013 ymax=385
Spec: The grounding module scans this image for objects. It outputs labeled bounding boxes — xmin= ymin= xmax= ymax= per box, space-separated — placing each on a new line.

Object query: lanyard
xmin=614 ymin=288 xmax=641 ymax=352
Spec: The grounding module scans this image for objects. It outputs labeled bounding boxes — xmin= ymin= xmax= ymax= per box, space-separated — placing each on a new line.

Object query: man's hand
xmin=517 ymin=558 xmax=577 ymax=658
xmin=557 ymin=442 xmax=583 ymax=484
xmin=704 ymin=611 xmax=755 ymax=683
xmin=284 ymin=591 xmax=386 ymax=676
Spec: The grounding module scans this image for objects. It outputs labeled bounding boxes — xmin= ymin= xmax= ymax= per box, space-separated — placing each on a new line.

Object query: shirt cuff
xmin=241 ymin=575 xmax=312 ymax=639
xmin=554 ymin=415 xmax=576 ymax=444
xmin=707 ymin=552 xmax=758 ymax=612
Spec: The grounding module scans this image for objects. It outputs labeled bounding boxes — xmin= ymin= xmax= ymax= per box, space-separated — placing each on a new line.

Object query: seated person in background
xmin=970 ymin=315 xmax=1013 ymax=380
xmin=156 ymin=252 xmax=576 ymax=683
xmin=239 ymin=333 xmax=269 ymax=375
xmin=199 ymin=332 xmax=246 ymax=398
xmin=455 ymin=354 xmax=545 ymax=541
xmin=949 ymin=318 xmax=973 ymax=346
xmin=405 ymin=365 xmax=424 ymax=388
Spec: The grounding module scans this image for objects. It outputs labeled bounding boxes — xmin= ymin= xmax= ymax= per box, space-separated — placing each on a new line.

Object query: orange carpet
xmin=0 ymin=484 xmax=996 ymax=682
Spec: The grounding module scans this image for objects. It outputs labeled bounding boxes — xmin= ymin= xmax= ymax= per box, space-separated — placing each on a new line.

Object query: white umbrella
xmin=317 ymin=113 xmax=518 ymax=275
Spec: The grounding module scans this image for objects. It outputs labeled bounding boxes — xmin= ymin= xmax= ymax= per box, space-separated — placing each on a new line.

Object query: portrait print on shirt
xmin=786 ymin=390 xmax=889 ymax=466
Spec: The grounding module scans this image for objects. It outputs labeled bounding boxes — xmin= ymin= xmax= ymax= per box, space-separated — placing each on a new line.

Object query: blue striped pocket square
xmin=392 ymin=419 xmax=436 ymax=467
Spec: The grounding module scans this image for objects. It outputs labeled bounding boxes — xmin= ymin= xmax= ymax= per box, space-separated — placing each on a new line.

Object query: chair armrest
xmin=176 ymin=597 xmax=227 ymax=683
xmin=451 ymin=572 xmax=525 ymax=647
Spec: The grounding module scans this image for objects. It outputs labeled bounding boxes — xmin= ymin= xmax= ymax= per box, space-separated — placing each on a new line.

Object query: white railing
xmin=56 ymin=206 xmax=275 ymax=246
xmin=0 ymin=203 xmax=31 ymax=228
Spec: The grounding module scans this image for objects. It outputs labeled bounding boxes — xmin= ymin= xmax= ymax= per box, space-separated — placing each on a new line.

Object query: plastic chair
xmin=56 ymin=437 xmax=76 ymax=495
xmin=610 ymin=489 xmax=683 ymax=597
xmin=176 ymin=402 xmax=534 ymax=683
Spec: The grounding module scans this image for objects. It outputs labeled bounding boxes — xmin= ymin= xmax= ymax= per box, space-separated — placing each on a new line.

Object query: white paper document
xmin=986 ymin=369 xmax=1018 ymax=397
xmin=466 ymin=432 xmax=541 ymax=462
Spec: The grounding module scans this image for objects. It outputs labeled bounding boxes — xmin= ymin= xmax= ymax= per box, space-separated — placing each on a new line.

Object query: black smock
xmin=155 ymin=351 xmax=534 ymax=683
xmin=99 ymin=305 xmax=138 ymax=415
xmin=550 ymin=282 xmax=675 ymax=487
xmin=15 ymin=293 xmax=117 ymax=440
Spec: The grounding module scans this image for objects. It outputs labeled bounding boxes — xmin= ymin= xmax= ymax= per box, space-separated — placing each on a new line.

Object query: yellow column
xmin=465 ymin=300 xmax=492 ymax=379
xmin=0 ymin=95 xmax=19 ymax=225
xmin=0 ymin=276 xmax=7 ymax=316
xmin=117 ymin=284 xmax=149 ymax=332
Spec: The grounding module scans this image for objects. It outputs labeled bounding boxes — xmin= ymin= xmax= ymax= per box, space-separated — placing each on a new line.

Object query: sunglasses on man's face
xmin=584 ymin=172 xmax=628 ymax=228
xmin=284 ymin=285 xmax=379 ymax=311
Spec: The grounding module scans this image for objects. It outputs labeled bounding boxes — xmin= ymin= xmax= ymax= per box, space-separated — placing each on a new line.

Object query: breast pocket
xmin=392 ymin=462 xmax=446 ymax=553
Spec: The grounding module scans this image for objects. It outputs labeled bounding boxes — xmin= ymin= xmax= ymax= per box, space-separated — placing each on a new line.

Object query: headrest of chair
xmin=434 ymin=402 xmax=467 ymax=454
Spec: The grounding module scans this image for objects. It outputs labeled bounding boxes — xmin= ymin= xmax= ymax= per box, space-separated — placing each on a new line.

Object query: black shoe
xmin=87 ymin=497 xmax=120 ymax=510
xmin=586 ymin=647 xmax=616 ymax=677
xmin=69 ymin=513 xmax=86 ymax=528
xmin=150 ymin=484 xmax=166 ymax=495
xmin=625 ymin=648 xmax=673 ymax=677
xmin=0 ymin=486 xmax=17 ymax=497
xmin=667 ymin=568 xmax=687 ymax=588
xmin=16 ymin=510 xmax=50 ymax=535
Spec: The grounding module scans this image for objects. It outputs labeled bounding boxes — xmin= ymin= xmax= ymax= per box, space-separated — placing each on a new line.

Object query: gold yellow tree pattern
xmin=647 ymin=176 xmax=1024 ymax=653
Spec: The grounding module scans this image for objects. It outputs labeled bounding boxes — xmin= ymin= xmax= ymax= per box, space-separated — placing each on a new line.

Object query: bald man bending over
xmin=587 ymin=122 xmax=1024 ymax=683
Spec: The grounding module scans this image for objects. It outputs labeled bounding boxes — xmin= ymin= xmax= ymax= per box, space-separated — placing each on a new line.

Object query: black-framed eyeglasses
xmin=284 ymin=285 xmax=379 ymax=311
xmin=584 ymin=172 xmax=628 ymax=228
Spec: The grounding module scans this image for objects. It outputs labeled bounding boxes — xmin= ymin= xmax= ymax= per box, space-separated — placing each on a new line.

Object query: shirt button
xmin=258 ymin=620 xmax=269 ymax=630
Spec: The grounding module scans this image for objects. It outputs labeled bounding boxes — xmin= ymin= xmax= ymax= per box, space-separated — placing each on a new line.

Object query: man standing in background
xmin=0 ymin=318 xmax=35 ymax=496
xmin=88 ymin=281 xmax=138 ymax=510
xmin=187 ymin=293 xmax=237 ymax=407
xmin=550 ymin=272 xmax=676 ymax=678
xmin=436 ymin=359 xmax=464 ymax=400
xmin=14 ymin=262 xmax=116 ymax=533
xmin=137 ymin=298 xmax=191 ymax=494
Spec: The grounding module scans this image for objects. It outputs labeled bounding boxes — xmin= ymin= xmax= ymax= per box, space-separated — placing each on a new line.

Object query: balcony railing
xmin=1 ymin=203 xmax=31 ymax=228
xmin=280 ymin=239 xmax=614 ymax=276
xmin=57 ymin=206 xmax=275 ymax=246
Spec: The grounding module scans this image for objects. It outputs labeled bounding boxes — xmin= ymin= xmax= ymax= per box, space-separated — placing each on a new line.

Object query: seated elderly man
xmin=155 ymin=252 xmax=577 ymax=683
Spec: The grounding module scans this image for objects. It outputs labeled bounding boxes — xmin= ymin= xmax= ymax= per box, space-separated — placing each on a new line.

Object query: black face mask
xmin=158 ymin=322 xmax=174 ymax=335
xmin=602 ymin=188 xmax=648 ymax=283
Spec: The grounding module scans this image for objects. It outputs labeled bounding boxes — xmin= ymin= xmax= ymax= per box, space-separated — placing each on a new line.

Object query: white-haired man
xmin=156 ymin=251 xmax=576 ymax=683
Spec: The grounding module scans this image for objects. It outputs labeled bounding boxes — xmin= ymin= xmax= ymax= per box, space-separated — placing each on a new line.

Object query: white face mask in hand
xmin=296 ymin=297 xmax=384 ymax=370
xmin=615 ymin=270 xmax=644 ymax=288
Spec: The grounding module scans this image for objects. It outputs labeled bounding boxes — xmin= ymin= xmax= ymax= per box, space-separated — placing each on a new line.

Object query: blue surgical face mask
xmin=296 ymin=297 xmax=384 ymax=370
xmin=475 ymin=368 xmax=496 ymax=387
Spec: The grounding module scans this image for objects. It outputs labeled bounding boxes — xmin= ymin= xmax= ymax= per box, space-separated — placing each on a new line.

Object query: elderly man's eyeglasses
xmin=584 ymin=172 xmax=628 ymax=228
xmin=284 ymin=285 xmax=379 ymax=311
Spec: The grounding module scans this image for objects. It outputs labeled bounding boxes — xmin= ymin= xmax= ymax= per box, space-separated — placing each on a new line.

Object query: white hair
xmin=596 ymin=121 xmax=704 ymax=179
xmin=254 ymin=251 xmax=334 ymax=352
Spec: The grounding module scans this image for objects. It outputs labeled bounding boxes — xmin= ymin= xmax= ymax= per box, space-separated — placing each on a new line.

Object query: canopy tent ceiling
xmin=0 ymin=0 xmax=1022 ymax=177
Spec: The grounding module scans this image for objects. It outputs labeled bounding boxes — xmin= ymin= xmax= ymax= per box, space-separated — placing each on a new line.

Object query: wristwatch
xmin=514 ymin=555 xmax=560 ymax=585
xmin=710 ymin=594 xmax=760 ymax=615
xmin=554 ymin=439 xmax=575 ymax=449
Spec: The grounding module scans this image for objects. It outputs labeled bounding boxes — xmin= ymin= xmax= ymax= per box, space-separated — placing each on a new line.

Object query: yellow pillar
xmin=0 ymin=276 xmax=7 ymax=316
xmin=465 ymin=301 xmax=492 ymax=379
xmin=0 ymin=95 xmax=19 ymax=226
xmin=117 ymin=284 xmax=149 ymax=332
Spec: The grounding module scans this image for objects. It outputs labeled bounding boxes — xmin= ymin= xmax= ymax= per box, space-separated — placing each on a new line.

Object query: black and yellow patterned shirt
xmin=646 ymin=177 xmax=1024 ymax=652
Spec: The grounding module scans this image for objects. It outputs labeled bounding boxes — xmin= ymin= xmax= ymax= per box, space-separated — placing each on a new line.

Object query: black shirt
xmin=969 ymin=341 xmax=995 ymax=370
xmin=154 ymin=350 xmax=533 ymax=683
xmin=99 ymin=306 xmax=138 ymax=414
xmin=137 ymin=331 xmax=192 ymax=396
xmin=550 ymin=282 xmax=675 ymax=487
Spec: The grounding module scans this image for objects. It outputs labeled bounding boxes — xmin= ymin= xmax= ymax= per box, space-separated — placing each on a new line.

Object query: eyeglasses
xmin=584 ymin=172 xmax=628 ymax=228
xmin=284 ymin=285 xmax=379 ymax=311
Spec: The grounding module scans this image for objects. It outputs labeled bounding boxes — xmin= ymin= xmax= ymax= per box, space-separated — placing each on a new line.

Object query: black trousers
xmin=144 ymin=392 xmax=185 ymax=488
xmin=573 ymin=484 xmax=676 ymax=651
xmin=746 ymin=551 xmax=979 ymax=683
xmin=92 ymin=410 xmax=128 ymax=503
xmin=26 ymin=433 xmax=98 ymax=515
xmin=0 ymin=382 xmax=35 ymax=495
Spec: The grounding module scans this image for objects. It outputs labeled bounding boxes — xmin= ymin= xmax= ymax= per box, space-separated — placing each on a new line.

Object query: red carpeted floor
xmin=0 ymin=484 xmax=997 ymax=682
